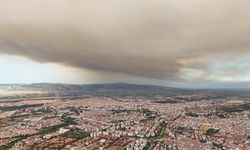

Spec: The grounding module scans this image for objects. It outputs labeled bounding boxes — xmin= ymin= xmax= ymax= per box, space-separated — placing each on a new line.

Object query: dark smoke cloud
xmin=0 ymin=0 xmax=250 ymax=82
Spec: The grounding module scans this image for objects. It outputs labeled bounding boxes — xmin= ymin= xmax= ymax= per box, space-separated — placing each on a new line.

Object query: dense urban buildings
xmin=0 ymin=84 xmax=249 ymax=150
xmin=1 ymin=1 xmax=250 ymax=150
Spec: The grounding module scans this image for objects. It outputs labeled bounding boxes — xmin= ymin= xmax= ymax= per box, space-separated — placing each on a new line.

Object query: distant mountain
xmin=1 ymin=83 xmax=248 ymax=100
xmin=84 ymin=82 xmax=174 ymax=91
xmin=0 ymin=83 xmax=179 ymax=98
xmin=0 ymin=82 xmax=174 ymax=91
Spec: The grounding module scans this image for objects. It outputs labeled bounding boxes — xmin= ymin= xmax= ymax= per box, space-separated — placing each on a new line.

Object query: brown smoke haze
xmin=1 ymin=0 xmax=250 ymax=86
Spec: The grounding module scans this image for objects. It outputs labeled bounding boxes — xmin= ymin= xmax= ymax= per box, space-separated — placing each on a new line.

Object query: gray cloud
xmin=0 ymin=0 xmax=250 ymax=82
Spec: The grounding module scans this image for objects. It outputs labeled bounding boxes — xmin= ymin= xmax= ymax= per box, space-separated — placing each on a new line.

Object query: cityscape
xmin=1 ymin=0 xmax=250 ymax=150
xmin=0 ymin=84 xmax=249 ymax=150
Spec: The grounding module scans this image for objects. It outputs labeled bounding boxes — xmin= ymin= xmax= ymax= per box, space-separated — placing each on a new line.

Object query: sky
xmin=0 ymin=0 xmax=250 ymax=88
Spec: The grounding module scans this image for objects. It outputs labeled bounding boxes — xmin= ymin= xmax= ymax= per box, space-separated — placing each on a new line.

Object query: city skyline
xmin=0 ymin=1 xmax=250 ymax=149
